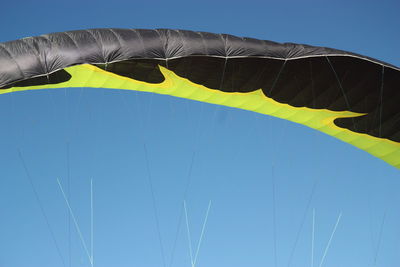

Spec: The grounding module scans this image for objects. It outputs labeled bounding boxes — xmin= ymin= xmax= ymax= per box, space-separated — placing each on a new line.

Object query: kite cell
xmin=0 ymin=29 xmax=399 ymax=167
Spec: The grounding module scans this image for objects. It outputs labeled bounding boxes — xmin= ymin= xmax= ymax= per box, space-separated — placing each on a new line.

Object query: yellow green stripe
xmin=3 ymin=64 xmax=399 ymax=168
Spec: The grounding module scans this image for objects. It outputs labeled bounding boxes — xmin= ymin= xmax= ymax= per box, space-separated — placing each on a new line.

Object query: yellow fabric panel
xmin=3 ymin=64 xmax=400 ymax=168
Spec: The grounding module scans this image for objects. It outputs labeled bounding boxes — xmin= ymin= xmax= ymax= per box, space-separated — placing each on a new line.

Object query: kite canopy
xmin=0 ymin=29 xmax=399 ymax=167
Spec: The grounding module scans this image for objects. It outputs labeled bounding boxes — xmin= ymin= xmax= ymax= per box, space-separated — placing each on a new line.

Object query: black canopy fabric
xmin=0 ymin=29 xmax=399 ymax=167
xmin=0 ymin=29 xmax=398 ymax=87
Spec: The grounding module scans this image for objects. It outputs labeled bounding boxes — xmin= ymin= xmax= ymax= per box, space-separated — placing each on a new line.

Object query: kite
xmin=0 ymin=29 xmax=399 ymax=167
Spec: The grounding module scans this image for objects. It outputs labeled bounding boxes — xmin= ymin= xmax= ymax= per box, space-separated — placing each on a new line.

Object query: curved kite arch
xmin=0 ymin=29 xmax=399 ymax=168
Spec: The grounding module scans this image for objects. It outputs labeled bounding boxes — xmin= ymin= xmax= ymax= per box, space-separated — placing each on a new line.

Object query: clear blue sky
xmin=0 ymin=1 xmax=399 ymax=267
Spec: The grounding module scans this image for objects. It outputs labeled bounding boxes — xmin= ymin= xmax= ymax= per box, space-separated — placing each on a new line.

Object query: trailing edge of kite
xmin=0 ymin=29 xmax=399 ymax=168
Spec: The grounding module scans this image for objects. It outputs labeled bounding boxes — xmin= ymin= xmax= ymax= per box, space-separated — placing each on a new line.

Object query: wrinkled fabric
xmin=0 ymin=28 xmax=397 ymax=88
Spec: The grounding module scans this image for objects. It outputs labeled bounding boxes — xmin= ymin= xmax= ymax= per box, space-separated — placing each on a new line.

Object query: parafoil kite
xmin=0 ymin=29 xmax=399 ymax=167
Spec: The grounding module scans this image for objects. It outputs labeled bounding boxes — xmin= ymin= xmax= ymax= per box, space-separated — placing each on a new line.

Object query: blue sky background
xmin=0 ymin=0 xmax=399 ymax=267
